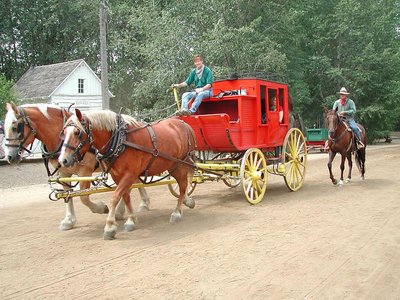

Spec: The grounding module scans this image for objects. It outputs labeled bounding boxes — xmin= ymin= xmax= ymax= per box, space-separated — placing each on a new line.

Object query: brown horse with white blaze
xmin=324 ymin=107 xmax=366 ymax=186
xmin=4 ymin=103 xmax=151 ymax=230
xmin=58 ymin=109 xmax=196 ymax=240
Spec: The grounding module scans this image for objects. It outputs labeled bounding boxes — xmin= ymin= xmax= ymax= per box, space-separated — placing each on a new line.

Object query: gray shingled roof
xmin=13 ymin=59 xmax=84 ymax=100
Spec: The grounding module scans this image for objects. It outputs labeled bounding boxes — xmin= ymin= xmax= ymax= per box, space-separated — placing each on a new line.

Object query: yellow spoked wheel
xmin=222 ymin=174 xmax=241 ymax=188
xmin=282 ymin=128 xmax=307 ymax=191
xmin=167 ymin=178 xmax=197 ymax=198
xmin=240 ymin=148 xmax=267 ymax=204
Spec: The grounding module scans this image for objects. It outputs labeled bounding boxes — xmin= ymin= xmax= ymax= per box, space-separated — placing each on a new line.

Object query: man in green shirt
xmin=332 ymin=87 xmax=364 ymax=148
xmin=172 ymin=54 xmax=213 ymax=116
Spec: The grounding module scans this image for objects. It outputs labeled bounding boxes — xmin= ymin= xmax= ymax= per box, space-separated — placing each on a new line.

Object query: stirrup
xmin=356 ymin=141 xmax=364 ymax=148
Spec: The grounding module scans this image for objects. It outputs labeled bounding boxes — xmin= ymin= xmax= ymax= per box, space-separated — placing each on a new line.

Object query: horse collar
xmin=95 ymin=114 xmax=128 ymax=172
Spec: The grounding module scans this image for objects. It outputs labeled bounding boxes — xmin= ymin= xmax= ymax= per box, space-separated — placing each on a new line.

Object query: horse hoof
xmin=345 ymin=178 xmax=351 ymax=183
xmin=338 ymin=180 xmax=343 ymax=187
xmin=103 ymin=205 xmax=109 ymax=214
xmin=137 ymin=205 xmax=149 ymax=212
xmin=59 ymin=219 xmax=75 ymax=231
xmin=184 ymin=197 xmax=195 ymax=209
xmin=360 ymin=176 xmax=365 ymax=181
xmin=124 ymin=219 xmax=136 ymax=232
xmin=124 ymin=223 xmax=136 ymax=232
xmin=170 ymin=212 xmax=182 ymax=223
xmin=103 ymin=230 xmax=116 ymax=240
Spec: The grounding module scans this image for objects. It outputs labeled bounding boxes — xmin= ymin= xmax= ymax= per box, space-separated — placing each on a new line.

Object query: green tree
xmin=284 ymin=0 xmax=400 ymax=140
xmin=0 ymin=73 xmax=17 ymax=119
xmin=0 ymin=0 xmax=99 ymax=81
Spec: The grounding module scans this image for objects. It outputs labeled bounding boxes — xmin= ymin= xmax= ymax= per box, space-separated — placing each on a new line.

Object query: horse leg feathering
xmin=59 ymin=197 xmax=77 ymax=231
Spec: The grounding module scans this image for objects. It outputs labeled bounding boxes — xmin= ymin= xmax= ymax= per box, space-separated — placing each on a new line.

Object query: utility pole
xmin=99 ymin=0 xmax=109 ymax=110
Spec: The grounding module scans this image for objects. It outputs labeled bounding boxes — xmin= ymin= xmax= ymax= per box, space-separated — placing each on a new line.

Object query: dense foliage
xmin=0 ymin=74 xmax=17 ymax=118
xmin=1 ymin=0 xmax=399 ymax=139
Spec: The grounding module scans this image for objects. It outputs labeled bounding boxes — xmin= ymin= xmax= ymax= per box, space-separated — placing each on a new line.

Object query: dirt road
xmin=0 ymin=144 xmax=399 ymax=299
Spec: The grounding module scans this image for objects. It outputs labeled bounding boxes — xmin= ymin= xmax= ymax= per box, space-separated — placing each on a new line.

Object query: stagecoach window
xmin=278 ymin=89 xmax=284 ymax=105
xmin=260 ymin=85 xmax=266 ymax=124
xmin=268 ymin=89 xmax=277 ymax=110
xmin=279 ymin=88 xmax=285 ymax=123
xmin=78 ymin=79 xmax=84 ymax=94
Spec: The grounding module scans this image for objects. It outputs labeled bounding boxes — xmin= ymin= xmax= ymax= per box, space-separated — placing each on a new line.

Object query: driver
xmin=172 ymin=54 xmax=213 ymax=116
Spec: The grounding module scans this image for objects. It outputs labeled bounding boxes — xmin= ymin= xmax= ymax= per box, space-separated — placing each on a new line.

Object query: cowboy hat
xmin=339 ymin=87 xmax=350 ymax=95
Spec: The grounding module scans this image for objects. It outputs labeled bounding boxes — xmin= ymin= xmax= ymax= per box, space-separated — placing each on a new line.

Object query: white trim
xmin=48 ymin=60 xmax=83 ymax=97
xmin=49 ymin=60 xmax=114 ymax=98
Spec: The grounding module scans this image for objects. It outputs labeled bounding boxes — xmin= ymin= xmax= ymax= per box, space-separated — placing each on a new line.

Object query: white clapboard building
xmin=11 ymin=59 xmax=113 ymax=156
xmin=13 ymin=59 xmax=113 ymax=111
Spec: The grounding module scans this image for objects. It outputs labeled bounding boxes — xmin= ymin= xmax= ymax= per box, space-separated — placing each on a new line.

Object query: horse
xmin=4 ymin=103 xmax=151 ymax=230
xmin=324 ymin=107 xmax=366 ymax=186
xmin=58 ymin=109 xmax=196 ymax=240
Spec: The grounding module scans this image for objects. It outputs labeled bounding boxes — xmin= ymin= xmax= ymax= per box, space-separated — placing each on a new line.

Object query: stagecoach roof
xmin=13 ymin=59 xmax=99 ymax=101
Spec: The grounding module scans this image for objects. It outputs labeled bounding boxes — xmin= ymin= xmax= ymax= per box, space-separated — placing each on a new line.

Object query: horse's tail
xmin=355 ymin=147 xmax=366 ymax=176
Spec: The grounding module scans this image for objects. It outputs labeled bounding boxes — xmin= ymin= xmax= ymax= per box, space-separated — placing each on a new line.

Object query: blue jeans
xmin=347 ymin=119 xmax=362 ymax=141
xmin=181 ymin=90 xmax=212 ymax=113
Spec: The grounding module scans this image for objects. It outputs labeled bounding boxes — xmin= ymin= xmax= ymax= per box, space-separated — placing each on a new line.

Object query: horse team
xmin=3 ymin=103 xmax=366 ymax=239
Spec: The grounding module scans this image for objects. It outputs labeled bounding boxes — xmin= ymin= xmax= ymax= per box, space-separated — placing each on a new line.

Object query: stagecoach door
xmin=260 ymin=85 xmax=286 ymax=125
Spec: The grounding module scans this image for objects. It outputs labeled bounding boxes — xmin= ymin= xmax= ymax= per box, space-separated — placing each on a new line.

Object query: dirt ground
xmin=0 ymin=143 xmax=400 ymax=299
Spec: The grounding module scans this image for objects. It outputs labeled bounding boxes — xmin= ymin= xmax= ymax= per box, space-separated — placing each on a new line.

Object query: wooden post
xmin=99 ymin=0 xmax=109 ymax=110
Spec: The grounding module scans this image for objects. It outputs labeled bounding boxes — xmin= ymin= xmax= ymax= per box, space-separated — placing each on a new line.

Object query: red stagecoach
xmin=173 ymin=77 xmax=307 ymax=204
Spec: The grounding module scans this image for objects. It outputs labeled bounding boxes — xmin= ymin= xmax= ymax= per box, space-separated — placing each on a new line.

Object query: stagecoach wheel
xmin=240 ymin=148 xmax=267 ymax=204
xmin=282 ymin=128 xmax=307 ymax=191
xmin=167 ymin=179 xmax=197 ymax=198
xmin=222 ymin=176 xmax=241 ymax=188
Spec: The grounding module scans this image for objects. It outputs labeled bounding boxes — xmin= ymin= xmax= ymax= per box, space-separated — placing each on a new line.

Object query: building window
xmin=78 ymin=79 xmax=84 ymax=93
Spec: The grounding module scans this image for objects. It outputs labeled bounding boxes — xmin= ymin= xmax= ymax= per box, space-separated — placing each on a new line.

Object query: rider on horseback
xmin=333 ymin=87 xmax=364 ymax=149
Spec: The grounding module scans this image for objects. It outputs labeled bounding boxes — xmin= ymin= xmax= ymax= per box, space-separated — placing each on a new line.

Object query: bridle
xmin=5 ymin=107 xmax=37 ymax=155
xmin=327 ymin=112 xmax=340 ymax=140
xmin=62 ymin=117 xmax=93 ymax=163
xmin=62 ymin=114 xmax=129 ymax=174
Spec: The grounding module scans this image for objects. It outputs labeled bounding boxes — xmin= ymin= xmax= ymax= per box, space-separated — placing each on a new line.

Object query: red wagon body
xmin=180 ymin=78 xmax=290 ymax=152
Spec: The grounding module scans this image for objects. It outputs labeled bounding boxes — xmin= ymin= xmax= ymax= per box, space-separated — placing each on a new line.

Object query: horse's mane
xmin=21 ymin=103 xmax=62 ymax=119
xmin=5 ymin=103 xmax=57 ymax=128
xmin=81 ymin=110 xmax=141 ymax=131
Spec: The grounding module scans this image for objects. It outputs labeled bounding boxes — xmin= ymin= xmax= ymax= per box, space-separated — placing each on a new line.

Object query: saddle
xmin=342 ymin=121 xmax=364 ymax=149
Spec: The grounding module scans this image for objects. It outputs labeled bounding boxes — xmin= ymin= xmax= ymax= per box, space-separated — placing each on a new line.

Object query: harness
xmin=64 ymin=115 xmax=196 ymax=185
xmin=123 ymin=122 xmax=196 ymax=183
xmin=41 ymin=109 xmax=68 ymax=176
xmin=95 ymin=113 xmax=128 ymax=173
